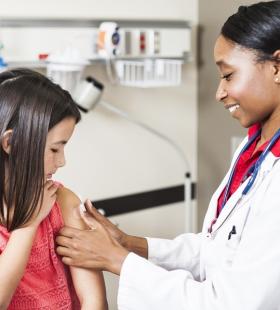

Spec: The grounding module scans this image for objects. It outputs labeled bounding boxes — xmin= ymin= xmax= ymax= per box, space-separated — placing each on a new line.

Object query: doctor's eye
xmin=51 ymin=148 xmax=59 ymax=153
xmin=221 ymin=73 xmax=233 ymax=81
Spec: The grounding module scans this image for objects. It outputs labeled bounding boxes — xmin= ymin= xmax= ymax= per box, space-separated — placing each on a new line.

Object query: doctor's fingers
xmin=56 ymin=243 xmax=74 ymax=257
xmin=84 ymin=199 xmax=126 ymax=244
xmin=57 ymin=227 xmax=105 ymax=250
xmin=84 ymin=199 xmax=113 ymax=227
xmin=80 ymin=209 xmax=101 ymax=230
xmin=56 ymin=230 xmax=110 ymax=269
xmin=57 ymin=245 xmax=101 ymax=269
xmin=58 ymin=226 xmax=84 ymax=239
xmin=56 ymin=231 xmax=98 ymax=257
xmin=56 ymin=234 xmax=76 ymax=249
xmin=60 ymin=253 xmax=102 ymax=269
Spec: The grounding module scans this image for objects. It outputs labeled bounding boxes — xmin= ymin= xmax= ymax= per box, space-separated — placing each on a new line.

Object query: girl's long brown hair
xmin=0 ymin=69 xmax=81 ymax=231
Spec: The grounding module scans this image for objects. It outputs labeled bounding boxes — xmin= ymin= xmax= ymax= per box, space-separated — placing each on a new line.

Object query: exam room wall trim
xmin=93 ymin=182 xmax=196 ymax=217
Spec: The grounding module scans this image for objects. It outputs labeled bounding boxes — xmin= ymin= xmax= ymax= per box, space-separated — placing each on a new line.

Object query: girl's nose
xmin=57 ymin=154 xmax=66 ymax=168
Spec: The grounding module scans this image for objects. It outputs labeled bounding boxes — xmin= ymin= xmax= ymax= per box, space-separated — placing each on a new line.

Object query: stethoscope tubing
xmin=221 ymin=128 xmax=280 ymax=208
xmin=207 ymin=127 xmax=280 ymax=235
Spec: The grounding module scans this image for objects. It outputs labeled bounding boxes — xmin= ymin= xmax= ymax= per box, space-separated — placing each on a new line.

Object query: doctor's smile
xmin=224 ymin=103 xmax=240 ymax=114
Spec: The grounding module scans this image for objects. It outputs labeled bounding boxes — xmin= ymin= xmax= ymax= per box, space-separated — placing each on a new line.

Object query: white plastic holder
xmin=47 ymin=62 xmax=86 ymax=94
xmin=46 ymin=47 xmax=89 ymax=94
xmin=115 ymin=59 xmax=183 ymax=87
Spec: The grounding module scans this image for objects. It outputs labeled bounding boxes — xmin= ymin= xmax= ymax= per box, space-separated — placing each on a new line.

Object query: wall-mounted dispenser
xmin=95 ymin=22 xmax=191 ymax=87
xmin=115 ymin=59 xmax=183 ymax=87
xmin=118 ymin=27 xmax=190 ymax=59
xmin=97 ymin=22 xmax=120 ymax=57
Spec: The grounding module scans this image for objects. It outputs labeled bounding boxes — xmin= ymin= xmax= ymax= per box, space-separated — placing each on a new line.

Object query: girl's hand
xmin=27 ymin=180 xmax=58 ymax=228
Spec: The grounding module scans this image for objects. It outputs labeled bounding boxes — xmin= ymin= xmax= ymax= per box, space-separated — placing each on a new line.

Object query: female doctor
xmin=56 ymin=1 xmax=280 ymax=309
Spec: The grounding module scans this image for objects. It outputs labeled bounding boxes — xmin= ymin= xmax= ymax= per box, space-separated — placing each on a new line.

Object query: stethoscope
xmin=208 ymin=127 xmax=280 ymax=235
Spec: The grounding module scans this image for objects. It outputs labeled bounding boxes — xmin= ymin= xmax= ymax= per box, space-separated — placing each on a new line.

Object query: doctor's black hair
xmin=221 ymin=1 xmax=280 ymax=62
xmin=0 ymin=68 xmax=81 ymax=231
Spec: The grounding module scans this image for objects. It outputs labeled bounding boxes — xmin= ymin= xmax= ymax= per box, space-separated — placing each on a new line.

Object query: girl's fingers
xmin=46 ymin=182 xmax=59 ymax=196
xmin=45 ymin=180 xmax=54 ymax=189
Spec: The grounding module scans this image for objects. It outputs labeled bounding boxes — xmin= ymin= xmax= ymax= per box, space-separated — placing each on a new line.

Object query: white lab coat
xmin=117 ymin=136 xmax=280 ymax=310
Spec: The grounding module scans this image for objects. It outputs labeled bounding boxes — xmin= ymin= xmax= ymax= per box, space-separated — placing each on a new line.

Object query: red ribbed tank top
xmin=0 ymin=201 xmax=79 ymax=309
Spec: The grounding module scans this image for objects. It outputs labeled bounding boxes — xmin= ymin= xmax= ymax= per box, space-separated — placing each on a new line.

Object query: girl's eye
xmin=221 ymin=73 xmax=233 ymax=81
xmin=51 ymin=148 xmax=59 ymax=153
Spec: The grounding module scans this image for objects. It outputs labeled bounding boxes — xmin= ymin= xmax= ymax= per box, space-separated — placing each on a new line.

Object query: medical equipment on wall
xmin=95 ymin=22 xmax=189 ymax=87
xmin=72 ymin=77 xmax=195 ymax=232
xmin=97 ymin=22 xmax=120 ymax=57
xmin=96 ymin=22 xmax=120 ymax=84
xmin=74 ymin=77 xmax=104 ymax=112
xmin=115 ymin=59 xmax=183 ymax=87
xmin=0 ymin=18 xmax=190 ymax=88
xmin=46 ymin=47 xmax=89 ymax=93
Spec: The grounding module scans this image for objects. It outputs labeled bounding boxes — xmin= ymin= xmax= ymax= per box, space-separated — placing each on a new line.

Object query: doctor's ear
xmin=272 ymin=50 xmax=280 ymax=82
xmin=1 ymin=130 xmax=13 ymax=154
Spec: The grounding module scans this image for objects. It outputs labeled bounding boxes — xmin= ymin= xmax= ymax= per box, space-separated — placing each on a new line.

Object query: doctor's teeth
xmin=229 ymin=105 xmax=240 ymax=113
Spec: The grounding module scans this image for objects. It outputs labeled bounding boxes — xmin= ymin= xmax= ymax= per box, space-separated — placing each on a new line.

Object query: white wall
xmin=58 ymin=63 xmax=197 ymax=199
xmin=0 ymin=0 xmax=197 ymax=21
xmin=0 ymin=1 xmax=198 ymax=309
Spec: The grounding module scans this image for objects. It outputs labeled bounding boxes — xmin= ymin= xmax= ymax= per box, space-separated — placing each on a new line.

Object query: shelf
xmin=5 ymin=52 xmax=190 ymax=69
xmin=0 ymin=18 xmax=190 ymax=29
xmin=6 ymin=60 xmax=47 ymax=68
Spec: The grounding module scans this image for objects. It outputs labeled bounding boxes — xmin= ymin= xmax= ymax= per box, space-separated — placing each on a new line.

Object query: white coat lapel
xmin=202 ymin=137 xmax=248 ymax=233
xmin=211 ymin=152 xmax=278 ymax=233
xmin=211 ymin=180 xmax=248 ymax=232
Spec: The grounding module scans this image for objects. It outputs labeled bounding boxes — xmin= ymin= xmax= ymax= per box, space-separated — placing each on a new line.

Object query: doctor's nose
xmin=216 ymin=83 xmax=227 ymax=102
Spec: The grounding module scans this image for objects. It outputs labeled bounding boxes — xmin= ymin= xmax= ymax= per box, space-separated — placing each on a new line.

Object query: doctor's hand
xmin=80 ymin=200 xmax=148 ymax=259
xmin=81 ymin=200 xmax=129 ymax=247
xmin=79 ymin=200 xmax=148 ymax=258
xmin=56 ymin=202 xmax=129 ymax=275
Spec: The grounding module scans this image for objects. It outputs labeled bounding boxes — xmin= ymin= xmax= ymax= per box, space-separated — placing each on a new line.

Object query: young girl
xmin=0 ymin=68 xmax=108 ymax=309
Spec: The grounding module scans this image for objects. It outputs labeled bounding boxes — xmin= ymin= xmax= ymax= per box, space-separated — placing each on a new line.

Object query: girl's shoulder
xmin=56 ymin=186 xmax=80 ymax=211
xmin=56 ymin=187 xmax=85 ymax=229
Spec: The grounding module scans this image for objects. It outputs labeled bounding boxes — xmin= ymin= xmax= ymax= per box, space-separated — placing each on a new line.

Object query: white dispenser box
xmin=119 ymin=27 xmax=191 ymax=58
